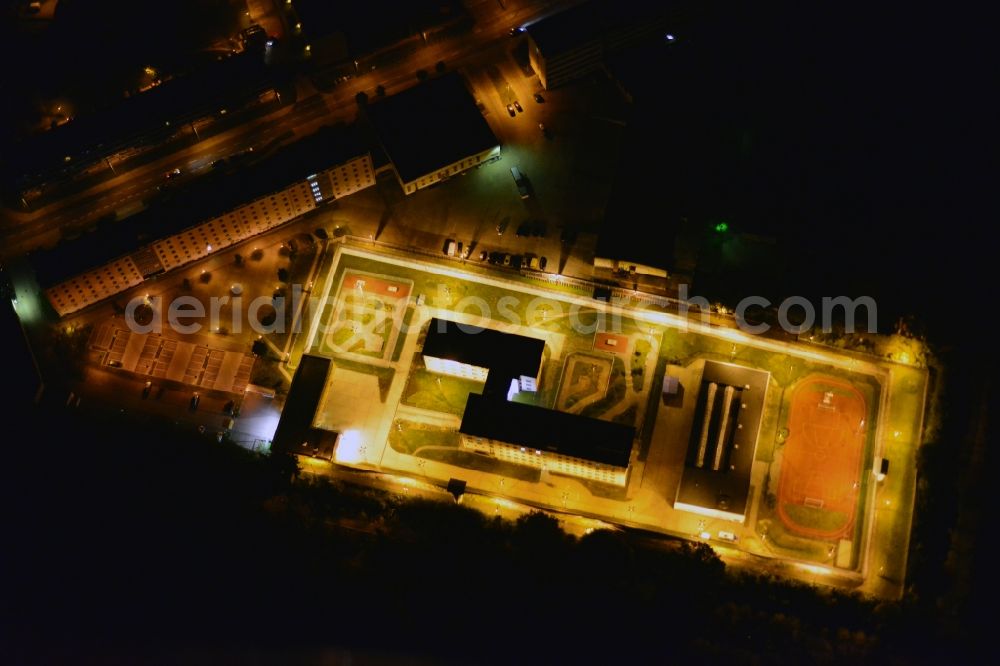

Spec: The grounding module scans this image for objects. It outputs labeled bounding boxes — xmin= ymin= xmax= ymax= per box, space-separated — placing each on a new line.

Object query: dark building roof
xmin=598 ymin=34 xmax=787 ymax=279
xmin=0 ymin=300 xmax=43 ymax=408
xmin=423 ymin=318 xmax=544 ymax=381
xmin=30 ymin=124 xmax=366 ymax=288
xmin=270 ymin=355 xmax=331 ymax=453
xmin=675 ymin=361 xmax=769 ymax=517
xmin=364 ymin=74 xmax=499 ymax=184
xmin=461 ymin=393 xmax=635 ymax=468
xmin=295 ymin=0 xmax=464 ymax=56
xmin=526 ymin=0 xmax=670 ymax=58
xmin=597 ymin=165 xmax=678 ymax=271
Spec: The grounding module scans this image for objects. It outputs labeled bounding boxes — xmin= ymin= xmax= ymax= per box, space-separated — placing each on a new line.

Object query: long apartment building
xmin=39 ymin=126 xmax=374 ymax=317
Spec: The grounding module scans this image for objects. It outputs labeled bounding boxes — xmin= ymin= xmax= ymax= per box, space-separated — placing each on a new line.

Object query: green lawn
xmin=402 ymin=367 xmax=484 ymax=415
xmin=756 ymin=517 xmax=832 ymax=562
xmin=876 ymin=365 xmax=928 ymax=583
xmin=389 ymin=421 xmax=460 ymax=455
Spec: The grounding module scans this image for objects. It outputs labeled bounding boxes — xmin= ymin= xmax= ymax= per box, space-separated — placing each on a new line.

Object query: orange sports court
xmin=777 ymin=376 xmax=868 ymax=539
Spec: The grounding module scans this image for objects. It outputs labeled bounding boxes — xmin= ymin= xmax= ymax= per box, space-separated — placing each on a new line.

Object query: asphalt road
xmin=0 ymin=0 xmax=575 ymax=259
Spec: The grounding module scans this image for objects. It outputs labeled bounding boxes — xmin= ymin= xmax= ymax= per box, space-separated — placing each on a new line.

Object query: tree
xmin=355 ymin=91 xmax=368 ymax=106
xmin=277 ymin=267 xmax=289 ymax=283
xmin=266 ymin=451 xmax=300 ymax=489
xmin=375 ymin=85 xmax=385 ymax=97
xmin=434 ymin=60 xmax=446 ymax=74
xmin=416 ymin=69 xmax=428 ymax=81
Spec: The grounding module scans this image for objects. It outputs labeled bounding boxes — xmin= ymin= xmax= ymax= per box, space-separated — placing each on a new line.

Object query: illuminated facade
xmin=45 ymin=153 xmax=374 ymax=317
xmin=420 ymin=318 xmax=544 ymax=388
xmin=398 ymin=146 xmax=500 ymax=195
xmin=423 ymin=355 xmax=489 ymax=382
xmin=462 ymin=434 xmax=629 ymax=486
xmin=364 ymin=74 xmax=501 ymax=197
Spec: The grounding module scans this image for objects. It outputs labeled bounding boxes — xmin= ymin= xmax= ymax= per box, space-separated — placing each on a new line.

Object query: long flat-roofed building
xmin=272 ymin=355 xmax=337 ymax=459
xmin=526 ymin=0 xmax=672 ymax=90
xmin=460 ymin=393 xmax=635 ymax=486
xmin=364 ymin=74 xmax=500 ymax=194
xmin=421 ymin=317 xmax=544 ymax=391
xmin=421 ymin=317 xmax=635 ymax=486
xmin=39 ymin=125 xmax=374 ymax=317
xmin=674 ymin=360 xmax=770 ymax=521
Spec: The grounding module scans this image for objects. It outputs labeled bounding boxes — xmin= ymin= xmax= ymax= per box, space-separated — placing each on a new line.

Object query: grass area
xmin=329 ymin=326 xmax=354 ymax=348
xmin=613 ymin=403 xmax=637 ymax=427
xmin=402 ymin=367 xmax=484 ymax=416
xmin=388 ymin=421 xmax=459 ymax=455
xmin=580 ymin=357 xmax=627 ymax=419
xmin=631 ymin=337 xmax=651 ymax=392
xmin=753 ymin=384 xmax=785 ymax=464
xmin=781 ymin=503 xmax=849 ymax=533
xmin=876 ymin=365 xmax=928 ymax=582
xmin=756 ymin=517 xmax=832 ymax=562
xmin=390 ymin=305 xmax=416 ymax=362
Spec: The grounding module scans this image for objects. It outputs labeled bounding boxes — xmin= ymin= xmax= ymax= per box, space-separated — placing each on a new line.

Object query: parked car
xmin=509 ymin=26 xmax=525 ymax=36
xmin=479 ymin=250 xmax=488 ymax=261
xmin=513 ymin=100 xmax=523 ymax=113
xmin=165 ymin=167 xmax=181 ymax=180
xmin=506 ymin=104 xmax=516 ymax=117
xmin=533 ymin=92 xmax=544 ymax=103
xmin=539 ymin=256 xmax=548 ymax=271
xmin=502 ymin=253 xmax=512 ymax=266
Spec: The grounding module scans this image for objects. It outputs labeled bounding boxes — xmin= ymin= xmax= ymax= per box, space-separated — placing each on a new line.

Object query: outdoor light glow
xmin=714 ymin=222 xmax=729 ymax=233
xmin=335 ymin=429 xmax=364 ymax=463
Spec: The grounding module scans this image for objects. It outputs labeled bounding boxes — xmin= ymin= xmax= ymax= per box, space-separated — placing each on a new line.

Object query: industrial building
xmin=364 ymin=74 xmax=500 ymax=194
xmin=674 ymin=360 xmax=770 ymax=521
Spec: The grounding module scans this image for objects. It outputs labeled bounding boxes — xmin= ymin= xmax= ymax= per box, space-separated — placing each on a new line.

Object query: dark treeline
xmin=0 ymin=400 xmax=983 ymax=665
